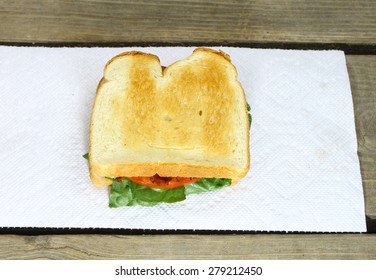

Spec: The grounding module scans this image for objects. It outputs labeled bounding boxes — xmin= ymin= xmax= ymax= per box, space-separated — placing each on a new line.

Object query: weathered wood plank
xmin=346 ymin=55 xmax=376 ymax=218
xmin=0 ymin=0 xmax=375 ymax=45
xmin=0 ymin=234 xmax=375 ymax=259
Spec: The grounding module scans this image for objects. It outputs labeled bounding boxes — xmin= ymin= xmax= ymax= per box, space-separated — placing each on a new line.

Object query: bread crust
xmin=89 ymin=48 xmax=250 ymax=186
xmin=105 ymin=50 xmax=161 ymax=70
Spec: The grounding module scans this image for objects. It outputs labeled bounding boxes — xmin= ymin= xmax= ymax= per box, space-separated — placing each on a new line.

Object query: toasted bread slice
xmin=89 ymin=48 xmax=250 ymax=186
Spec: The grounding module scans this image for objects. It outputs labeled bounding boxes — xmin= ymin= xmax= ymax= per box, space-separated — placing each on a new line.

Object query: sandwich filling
xmin=109 ymin=177 xmax=232 ymax=207
xmin=122 ymin=174 xmax=200 ymax=189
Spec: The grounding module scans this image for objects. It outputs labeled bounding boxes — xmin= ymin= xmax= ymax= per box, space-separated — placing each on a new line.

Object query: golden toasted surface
xmin=89 ymin=48 xmax=250 ymax=186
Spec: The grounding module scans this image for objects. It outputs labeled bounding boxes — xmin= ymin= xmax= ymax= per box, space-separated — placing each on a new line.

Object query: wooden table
xmin=0 ymin=0 xmax=375 ymax=259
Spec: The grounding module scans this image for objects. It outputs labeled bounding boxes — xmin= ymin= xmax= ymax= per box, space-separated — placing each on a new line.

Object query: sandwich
xmin=87 ymin=48 xmax=251 ymax=206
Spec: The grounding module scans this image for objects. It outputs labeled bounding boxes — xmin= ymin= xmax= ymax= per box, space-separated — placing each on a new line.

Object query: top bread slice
xmin=89 ymin=48 xmax=250 ymax=186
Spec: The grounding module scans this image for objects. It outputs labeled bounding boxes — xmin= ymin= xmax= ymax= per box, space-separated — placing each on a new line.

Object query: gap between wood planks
xmin=0 ymin=41 xmax=376 ymax=55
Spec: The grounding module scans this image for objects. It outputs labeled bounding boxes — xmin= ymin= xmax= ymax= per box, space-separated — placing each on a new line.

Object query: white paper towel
xmin=0 ymin=46 xmax=366 ymax=232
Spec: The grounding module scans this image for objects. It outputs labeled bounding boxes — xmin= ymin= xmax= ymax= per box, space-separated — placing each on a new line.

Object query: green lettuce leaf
xmin=83 ymin=153 xmax=89 ymax=160
xmin=247 ymin=102 xmax=252 ymax=128
xmin=109 ymin=177 xmax=232 ymax=207
xmin=185 ymin=178 xmax=232 ymax=195
xmin=109 ymin=178 xmax=186 ymax=207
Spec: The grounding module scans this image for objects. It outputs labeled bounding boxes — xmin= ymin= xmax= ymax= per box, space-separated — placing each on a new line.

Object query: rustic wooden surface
xmin=0 ymin=0 xmax=375 ymax=260
xmin=0 ymin=234 xmax=375 ymax=260
xmin=0 ymin=0 xmax=375 ymax=47
xmin=347 ymin=55 xmax=376 ymax=219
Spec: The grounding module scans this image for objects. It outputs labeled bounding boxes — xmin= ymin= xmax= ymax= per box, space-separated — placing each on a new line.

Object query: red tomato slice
xmin=126 ymin=174 xmax=200 ymax=189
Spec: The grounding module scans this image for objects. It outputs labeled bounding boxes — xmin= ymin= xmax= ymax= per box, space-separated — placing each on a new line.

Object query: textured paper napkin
xmin=0 ymin=46 xmax=366 ymax=232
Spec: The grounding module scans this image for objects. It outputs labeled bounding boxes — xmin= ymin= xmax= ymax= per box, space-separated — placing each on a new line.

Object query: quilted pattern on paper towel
xmin=0 ymin=46 xmax=365 ymax=232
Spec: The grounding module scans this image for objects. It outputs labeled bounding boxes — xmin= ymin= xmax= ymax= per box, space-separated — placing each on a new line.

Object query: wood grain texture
xmin=346 ymin=55 xmax=376 ymax=218
xmin=0 ymin=234 xmax=375 ymax=260
xmin=0 ymin=0 xmax=375 ymax=45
